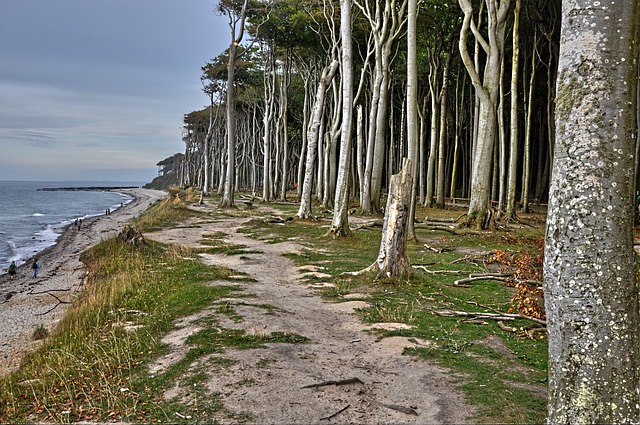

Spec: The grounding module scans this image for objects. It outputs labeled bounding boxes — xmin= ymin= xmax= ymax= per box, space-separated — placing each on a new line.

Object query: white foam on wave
xmin=32 ymin=213 xmax=45 ymax=217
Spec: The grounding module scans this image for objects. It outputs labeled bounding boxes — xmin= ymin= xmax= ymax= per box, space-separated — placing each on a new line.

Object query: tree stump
xmin=374 ymin=158 xmax=413 ymax=278
xmin=118 ymin=226 xmax=146 ymax=246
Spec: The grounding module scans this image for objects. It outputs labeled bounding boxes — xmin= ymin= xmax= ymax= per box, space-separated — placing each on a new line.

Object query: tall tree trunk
xmin=436 ymin=46 xmax=453 ymax=208
xmin=221 ymin=0 xmax=249 ymax=208
xmin=545 ymin=1 xmax=640 ymax=422
xmin=521 ymin=34 xmax=537 ymax=210
xmin=262 ymin=45 xmax=276 ymax=202
xmin=425 ymin=67 xmax=439 ymax=207
xmin=297 ymin=60 xmax=339 ymax=219
xmin=406 ymin=0 xmax=419 ymax=240
xmin=505 ymin=0 xmax=521 ymax=219
xmin=458 ymin=0 xmax=511 ymax=228
xmin=331 ymin=0 xmax=354 ymax=237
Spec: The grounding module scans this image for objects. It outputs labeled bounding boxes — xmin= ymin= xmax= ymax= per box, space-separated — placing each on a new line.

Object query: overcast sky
xmin=0 ymin=1 xmax=229 ymax=182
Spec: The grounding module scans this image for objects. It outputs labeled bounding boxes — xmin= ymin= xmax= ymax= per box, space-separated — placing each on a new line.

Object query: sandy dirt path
xmin=0 ymin=188 xmax=166 ymax=377
xmin=146 ymin=205 xmax=474 ymax=424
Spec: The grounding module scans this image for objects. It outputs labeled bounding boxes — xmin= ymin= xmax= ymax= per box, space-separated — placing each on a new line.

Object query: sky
xmin=0 ymin=1 xmax=229 ymax=182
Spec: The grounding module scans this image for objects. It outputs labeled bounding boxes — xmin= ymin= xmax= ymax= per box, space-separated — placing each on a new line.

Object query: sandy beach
xmin=0 ymin=188 xmax=166 ymax=377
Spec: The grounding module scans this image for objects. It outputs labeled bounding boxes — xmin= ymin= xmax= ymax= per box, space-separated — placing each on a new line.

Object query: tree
xmin=297 ymin=60 xmax=339 ymax=219
xmin=220 ymin=0 xmax=251 ymax=208
xmin=457 ymin=0 xmax=511 ymax=228
xmin=505 ymin=0 xmax=521 ymax=219
xmin=544 ymin=1 xmax=640 ymax=422
xmin=330 ymin=0 xmax=355 ymax=237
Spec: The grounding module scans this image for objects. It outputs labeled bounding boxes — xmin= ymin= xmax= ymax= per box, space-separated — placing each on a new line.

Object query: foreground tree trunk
xmin=544 ymin=1 xmax=640 ymax=422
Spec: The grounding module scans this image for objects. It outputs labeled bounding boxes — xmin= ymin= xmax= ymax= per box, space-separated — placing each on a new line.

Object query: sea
xmin=0 ymin=181 xmax=143 ymax=267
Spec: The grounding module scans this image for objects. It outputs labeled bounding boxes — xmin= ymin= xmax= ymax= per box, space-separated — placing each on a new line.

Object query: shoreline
xmin=0 ymin=188 xmax=166 ymax=377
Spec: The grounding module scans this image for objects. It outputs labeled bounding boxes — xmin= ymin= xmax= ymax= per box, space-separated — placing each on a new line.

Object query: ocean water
xmin=0 ymin=181 xmax=142 ymax=267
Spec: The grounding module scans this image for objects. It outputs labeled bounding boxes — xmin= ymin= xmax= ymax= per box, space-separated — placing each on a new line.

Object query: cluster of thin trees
xmin=176 ymin=0 xmax=640 ymax=422
xmin=180 ymin=0 xmax=560 ymax=230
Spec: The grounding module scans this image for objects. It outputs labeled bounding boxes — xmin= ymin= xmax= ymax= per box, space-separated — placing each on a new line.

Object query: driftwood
xmin=35 ymin=292 xmax=72 ymax=316
xmin=320 ymin=404 xmax=350 ymax=421
xmin=434 ymin=308 xmax=546 ymax=325
xmin=302 ymin=377 xmax=364 ymax=389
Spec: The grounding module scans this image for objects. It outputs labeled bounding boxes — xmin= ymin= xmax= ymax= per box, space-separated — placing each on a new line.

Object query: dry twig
xmin=320 ymin=404 xmax=350 ymax=421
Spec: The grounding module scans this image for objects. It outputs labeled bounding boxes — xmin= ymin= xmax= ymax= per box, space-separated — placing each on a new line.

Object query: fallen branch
xmin=412 ymin=266 xmax=467 ymax=275
xmin=434 ymin=309 xmax=546 ymax=326
xmin=302 ymin=377 xmax=364 ymax=389
xmin=423 ymin=244 xmax=455 ymax=253
xmin=381 ymin=403 xmax=418 ymax=416
xmin=351 ymin=219 xmax=384 ymax=231
xmin=320 ymin=404 xmax=350 ymax=421
xmin=424 ymin=214 xmax=466 ymax=223
xmin=451 ymin=251 xmax=494 ymax=264
xmin=263 ymin=216 xmax=293 ymax=224
xmin=414 ymin=223 xmax=458 ymax=234
xmin=454 ymin=275 xmax=510 ymax=285
xmin=497 ymin=321 xmax=517 ymax=333
xmin=30 ymin=288 xmax=72 ymax=295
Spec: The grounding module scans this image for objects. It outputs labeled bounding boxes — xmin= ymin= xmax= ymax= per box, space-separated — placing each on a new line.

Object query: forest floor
xmin=144 ymin=205 xmax=474 ymax=424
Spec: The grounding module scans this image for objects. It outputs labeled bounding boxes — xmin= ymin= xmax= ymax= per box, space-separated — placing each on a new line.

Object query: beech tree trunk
xmin=544 ymin=1 xmax=640 ymax=422
xmin=330 ymin=0 xmax=354 ymax=237
xmin=505 ymin=0 xmax=521 ymax=219
xmin=458 ymin=0 xmax=511 ymax=228
xmin=297 ymin=60 xmax=339 ymax=219
xmin=221 ymin=0 xmax=249 ymax=208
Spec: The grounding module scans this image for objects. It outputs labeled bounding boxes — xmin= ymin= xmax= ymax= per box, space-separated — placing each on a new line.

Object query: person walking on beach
xmin=31 ymin=258 xmax=40 ymax=278
xmin=7 ymin=261 xmax=16 ymax=280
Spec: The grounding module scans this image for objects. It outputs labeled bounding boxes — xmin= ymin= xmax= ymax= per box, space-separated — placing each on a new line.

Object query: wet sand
xmin=0 ymin=188 xmax=166 ymax=377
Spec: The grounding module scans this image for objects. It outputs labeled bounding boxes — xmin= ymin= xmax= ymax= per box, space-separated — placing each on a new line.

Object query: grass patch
xmin=31 ymin=324 xmax=49 ymax=341
xmin=131 ymin=188 xmax=201 ymax=232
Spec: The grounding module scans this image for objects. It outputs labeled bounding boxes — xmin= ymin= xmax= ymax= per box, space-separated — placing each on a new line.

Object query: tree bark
xmin=505 ymin=0 xmax=521 ymax=219
xmin=221 ymin=0 xmax=250 ymax=208
xmin=331 ymin=0 xmax=354 ymax=237
xmin=297 ymin=60 xmax=339 ymax=219
xmin=544 ymin=1 xmax=640 ymax=422
xmin=458 ymin=0 xmax=511 ymax=228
